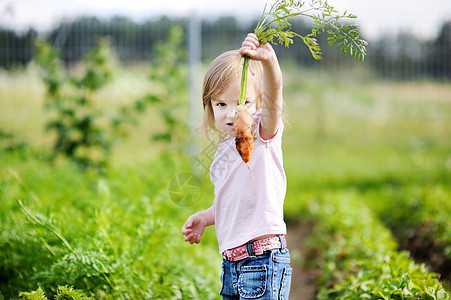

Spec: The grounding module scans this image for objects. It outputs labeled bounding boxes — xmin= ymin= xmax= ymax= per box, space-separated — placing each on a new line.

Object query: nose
xmin=226 ymin=104 xmax=237 ymax=120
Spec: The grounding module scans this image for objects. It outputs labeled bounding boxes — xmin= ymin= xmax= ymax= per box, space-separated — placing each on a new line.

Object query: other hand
xmin=181 ymin=213 xmax=207 ymax=244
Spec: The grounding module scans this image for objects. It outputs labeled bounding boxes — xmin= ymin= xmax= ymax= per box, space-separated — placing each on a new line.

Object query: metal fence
xmin=1 ymin=15 xmax=450 ymax=79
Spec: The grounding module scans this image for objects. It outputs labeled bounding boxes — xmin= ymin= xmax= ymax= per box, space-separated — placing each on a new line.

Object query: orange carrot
xmin=234 ymin=105 xmax=254 ymax=163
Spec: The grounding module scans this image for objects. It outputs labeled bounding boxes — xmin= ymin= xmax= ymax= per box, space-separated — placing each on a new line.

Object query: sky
xmin=1 ymin=0 xmax=450 ymax=40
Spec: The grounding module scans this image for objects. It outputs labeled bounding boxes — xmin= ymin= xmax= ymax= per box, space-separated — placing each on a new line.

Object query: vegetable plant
xmin=236 ymin=0 xmax=368 ymax=162
xmin=34 ymin=38 xmax=113 ymax=170
xmin=34 ymin=27 xmax=189 ymax=171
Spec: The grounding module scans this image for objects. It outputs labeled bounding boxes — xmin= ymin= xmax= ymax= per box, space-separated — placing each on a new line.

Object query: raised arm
xmin=239 ymin=33 xmax=283 ymax=140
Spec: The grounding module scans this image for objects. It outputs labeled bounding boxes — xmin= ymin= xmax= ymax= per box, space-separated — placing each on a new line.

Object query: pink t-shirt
xmin=211 ymin=109 xmax=287 ymax=254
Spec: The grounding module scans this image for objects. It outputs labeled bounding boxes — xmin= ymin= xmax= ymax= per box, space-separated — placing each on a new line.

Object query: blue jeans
xmin=220 ymin=246 xmax=292 ymax=299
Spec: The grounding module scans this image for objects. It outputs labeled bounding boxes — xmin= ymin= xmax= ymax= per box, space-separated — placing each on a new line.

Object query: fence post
xmin=188 ymin=12 xmax=202 ymax=172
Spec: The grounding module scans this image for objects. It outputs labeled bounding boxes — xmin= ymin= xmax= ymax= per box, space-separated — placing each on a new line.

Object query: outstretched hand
xmin=182 ymin=213 xmax=207 ymax=244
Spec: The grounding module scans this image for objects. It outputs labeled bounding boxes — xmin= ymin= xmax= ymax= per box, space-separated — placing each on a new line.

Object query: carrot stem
xmin=239 ymin=55 xmax=250 ymax=106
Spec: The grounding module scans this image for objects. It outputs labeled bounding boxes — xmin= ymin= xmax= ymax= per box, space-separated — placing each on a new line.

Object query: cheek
xmin=212 ymin=107 xmax=226 ymax=122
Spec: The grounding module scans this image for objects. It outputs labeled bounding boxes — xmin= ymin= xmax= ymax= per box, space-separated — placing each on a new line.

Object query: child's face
xmin=211 ymin=78 xmax=258 ymax=136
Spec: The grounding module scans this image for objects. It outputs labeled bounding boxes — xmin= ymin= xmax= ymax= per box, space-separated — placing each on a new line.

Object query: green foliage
xmin=253 ymin=0 xmax=367 ymax=61
xmin=281 ymin=68 xmax=451 ymax=295
xmin=241 ymin=0 xmax=367 ymax=105
xmin=33 ymin=40 xmax=65 ymax=98
xmin=0 ymin=152 xmax=220 ymax=299
xmin=323 ymin=252 xmax=450 ymax=300
xmin=34 ymin=38 xmax=114 ymax=169
xmin=34 ymin=28 xmax=189 ymax=170
xmin=20 ymin=286 xmax=92 ymax=300
xmin=0 ymin=128 xmax=29 ymax=152
xmin=3 ymin=47 xmax=451 ymax=299
xmin=55 ymin=285 xmax=93 ymax=300
xmin=19 ymin=287 xmax=47 ymax=300
xmin=368 ymin=184 xmax=451 ymax=247
xmin=362 ymin=184 xmax=451 ymax=283
xmin=294 ymin=191 xmax=450 ymax=299
xmin=123 ymin=26 xmax=189 ymax=152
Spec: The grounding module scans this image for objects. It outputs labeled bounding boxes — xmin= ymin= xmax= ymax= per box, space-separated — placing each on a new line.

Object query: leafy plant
xmin=0 ymin=152 xmax=220 ymax=299
xmin=122 ymin=26 xmax=189 ymax=152
xmin=364 ymin=184 xmax=451 ymax=283
xmin=19 ymin=286 xmax=93 ymax=300
xmin=295 ymin=190 xmax=450 ymax=299
xmin=55 ymin=285 xmax=93 ymax=300
xmin=34 ymin=38 xmax=114 ymax=170
xmin=19 ymin=287 xmax=47 ymax=300
xmin=0 ymin=128 xmax=29 ymax=152
xmin=239 ymin=0 xmax=367 ymax=105
xmin=35 ymin=27 xmax=190 ymax=170
xmin=254 ymin=0 xmax=367 ymax=60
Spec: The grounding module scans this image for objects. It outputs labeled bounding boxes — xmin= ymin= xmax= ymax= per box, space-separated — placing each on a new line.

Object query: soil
xmin=392 ymin=223 xmax=451 ymax=287
xmin=286 ymin=220 xmax=318 ymax=300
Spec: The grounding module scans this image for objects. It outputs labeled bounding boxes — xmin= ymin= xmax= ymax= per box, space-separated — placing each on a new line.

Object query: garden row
xmin=364 ymin=183 xmax=451 ymax=283
xmin=0 ymin=150 xmax=221 ymax=299
xmin=285 ymin=189 xmax=450 ymax=299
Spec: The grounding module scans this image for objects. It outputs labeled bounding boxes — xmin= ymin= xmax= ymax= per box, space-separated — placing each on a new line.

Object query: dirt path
xmin=286 ymin=220 xmax=317 ymax=300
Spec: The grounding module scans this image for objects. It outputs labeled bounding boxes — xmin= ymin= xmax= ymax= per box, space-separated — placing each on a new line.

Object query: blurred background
xmin=1 ymin=0 xmax=450 ymax=299
xmin=1 ymin=0 xmax=451 ymax=76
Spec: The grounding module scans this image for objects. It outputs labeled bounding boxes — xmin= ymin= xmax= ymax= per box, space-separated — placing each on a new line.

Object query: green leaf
xmin=56 ymin=285 xmax=93 ymax=300
xmin=252 ymin=0 xmax=367 ymax=61
xmin=19 ymin=287 xmax=47 ymax=300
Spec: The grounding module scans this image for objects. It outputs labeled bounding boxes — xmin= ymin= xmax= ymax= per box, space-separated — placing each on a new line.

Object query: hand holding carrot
xmin=238 ymin=32 xmax=283 ymax=143
xmin=239 ymin=33 xmax=277 ymax=64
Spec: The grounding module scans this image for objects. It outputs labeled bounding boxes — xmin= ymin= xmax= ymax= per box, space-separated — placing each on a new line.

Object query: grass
xmin=2 ymin=62 xmax=450 ymax=167
xmin=1 ymin=150 xmax=221 ymax=298
xmin=280 ymin=62 xmax=451 ymax=184
xmin=279 ymin=62 xmax=451 ymax=292
xmin=1 ymin=61 xmax=451 ymax=297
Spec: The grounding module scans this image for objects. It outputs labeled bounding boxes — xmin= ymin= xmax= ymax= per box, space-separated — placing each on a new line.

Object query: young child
xmin=182 ymin=33 xmax=291 ymax=299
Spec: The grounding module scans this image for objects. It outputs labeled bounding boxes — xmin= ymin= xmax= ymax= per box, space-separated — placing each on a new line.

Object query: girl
xmin=182 ymin=33 xmax=291 ymax=299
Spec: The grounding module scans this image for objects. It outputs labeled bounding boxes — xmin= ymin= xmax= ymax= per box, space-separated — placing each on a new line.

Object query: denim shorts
xmin=220 ymin=246 xmax=292 ymax=299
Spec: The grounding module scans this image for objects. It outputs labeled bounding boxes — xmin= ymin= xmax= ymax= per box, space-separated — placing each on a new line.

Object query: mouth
xmin=226 ymin=122 xmax=234 ymax=128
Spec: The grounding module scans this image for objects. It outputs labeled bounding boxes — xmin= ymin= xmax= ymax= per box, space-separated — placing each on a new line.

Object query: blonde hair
xmin=200 ymin=50 xmax=263 ymax=135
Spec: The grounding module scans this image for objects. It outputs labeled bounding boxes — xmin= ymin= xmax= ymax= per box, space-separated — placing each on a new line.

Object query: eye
xmin=216 ymin=102 xmax=226 ymax=107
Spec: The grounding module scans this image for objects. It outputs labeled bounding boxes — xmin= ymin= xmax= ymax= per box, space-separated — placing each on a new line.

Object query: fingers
xmin=181 ymin=219 xmax=192 ymax=235
xmin=183 ymin=230 xmax=201 ymax=244
xmin=242 ymin=39 xmax=258 ymax=50
xmin=239 ymin=46 xmax=257 ymax=58
xmin=240 ymin=33 xmax=259 ymax=55
xmin=239 ymin=32 xmax=274 ymax=61
xmin=245 ymin=33 xmax=258 ymax=44
xmin=182 ymin=216 xmax=201 ymax=244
